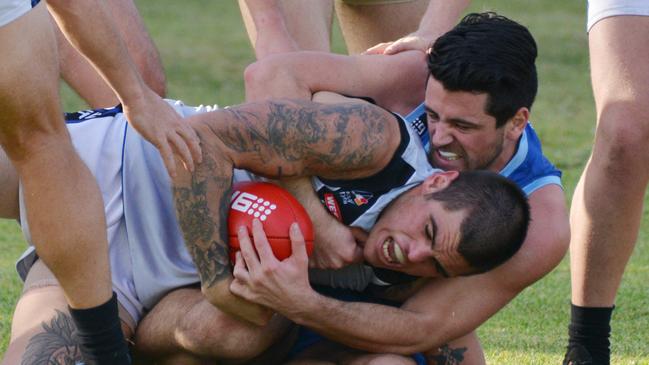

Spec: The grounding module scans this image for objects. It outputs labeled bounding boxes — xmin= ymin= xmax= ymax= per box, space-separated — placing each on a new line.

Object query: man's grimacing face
xmin=424 ymin=77 xmax=520 ymax=173
xmin=362 ymin=171 xmax=473 ymax=278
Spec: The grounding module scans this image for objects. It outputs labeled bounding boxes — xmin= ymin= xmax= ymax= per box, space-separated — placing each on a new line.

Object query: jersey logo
xmin=65 ymin=105 xmax=123 ymax=124
xmin=340 ymin=190 xmax=373 ymax=206
xmin=323 ymin=193 xmax=342 ymax=220
xmin=230 ymin=191 xmax=277 ymax=222
xmin=404 ymin=103 xmax=430 ymax=152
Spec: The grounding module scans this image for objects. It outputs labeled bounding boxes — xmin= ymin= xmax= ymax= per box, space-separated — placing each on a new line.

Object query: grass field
xmin=1 ymin=0 xmax=648 ymax=363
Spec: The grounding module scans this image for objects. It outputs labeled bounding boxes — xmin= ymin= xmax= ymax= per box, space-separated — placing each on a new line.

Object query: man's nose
xmin=430 ymin=122 xmax=453 ymax=147
xmin=407 ymin=242 xmax=433 ymax=263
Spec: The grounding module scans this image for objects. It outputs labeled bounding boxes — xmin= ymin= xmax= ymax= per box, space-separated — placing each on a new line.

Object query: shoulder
xmin=501 ymin=123 xmax=562 ymax=196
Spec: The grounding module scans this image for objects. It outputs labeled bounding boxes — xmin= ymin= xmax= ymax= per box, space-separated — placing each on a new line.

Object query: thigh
xmin=588 ymin=16 xmax=649 ymax=113
xmin=3 ymin=260 xmax=135 ymax=365
xmin=0 ymin=2 xmax=67 ymax=157
xmin=334 ymin=0 xmax=429 ymax=54
xmin=239 ymin=0 xmax=334 ymax=52
xmin=134 ymin=287 xmax=292 ymax=362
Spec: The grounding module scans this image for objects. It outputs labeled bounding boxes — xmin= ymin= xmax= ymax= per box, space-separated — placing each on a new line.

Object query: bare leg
xmin=56 ymin=0 xmax=166 ymax=108
xmin=567 ymin=15 xmax=649 ymax=364
xmin=134 ymin=288 xmax=292 ymax=363
xmin=334 ymin=0 xmax=429 ymax=54
xmin=424 ymin=331 xmax=485 ymax=365
xmin=2 ymin=261 xmax=134 ymax=365
xmin=0 ymin=1 xmax=112 ymax=312
xmin=239 ymin=0 xmax=334 ymax=55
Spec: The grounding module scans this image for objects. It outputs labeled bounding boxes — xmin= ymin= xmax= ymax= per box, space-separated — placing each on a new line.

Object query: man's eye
xmin=427 ymin=113 xmax=439 ymax=122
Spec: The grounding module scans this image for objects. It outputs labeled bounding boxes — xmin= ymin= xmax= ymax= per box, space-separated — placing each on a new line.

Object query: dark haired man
xmin=0 ymin=95 xmax=529 ymax=364
xmin=126 ymin=12 xmax=565 ymax=365
xmin=229 ymin=12 xmax=568 ymax=364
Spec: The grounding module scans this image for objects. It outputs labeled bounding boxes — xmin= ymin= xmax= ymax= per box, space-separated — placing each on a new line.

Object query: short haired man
xmin=0 ymin=95 xmax=529 ymax=363
xmin=129 ymin=12 xmax=566 ymax=365
xmin=236 ymin=12 xmax=569 ymax=364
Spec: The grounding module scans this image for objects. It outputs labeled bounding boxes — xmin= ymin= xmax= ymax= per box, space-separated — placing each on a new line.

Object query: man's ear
xmin=505 ymin=107 xmax=529 ymax=141
xmin=422 ymin=170 xmax=460 ymax=194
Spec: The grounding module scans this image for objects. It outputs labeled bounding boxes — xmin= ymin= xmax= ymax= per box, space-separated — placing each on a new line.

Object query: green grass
xmin=2 ymin=0 xmax=648 ymax=363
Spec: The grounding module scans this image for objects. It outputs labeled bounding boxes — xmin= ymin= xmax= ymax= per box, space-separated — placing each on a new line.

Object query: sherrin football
xmin=228 ymin=181 xmax=314 ymax=262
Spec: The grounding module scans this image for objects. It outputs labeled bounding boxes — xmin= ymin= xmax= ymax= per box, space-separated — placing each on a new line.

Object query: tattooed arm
xmin=172 ymin=99 xmax=400 ymax=324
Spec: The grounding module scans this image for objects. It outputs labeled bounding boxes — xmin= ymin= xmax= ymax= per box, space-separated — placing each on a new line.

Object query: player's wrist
xmin=283 ymin=289 xmax=326 ymax=325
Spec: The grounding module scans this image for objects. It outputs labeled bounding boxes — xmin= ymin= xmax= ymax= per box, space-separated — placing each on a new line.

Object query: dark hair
xmin=427 ymin=12 xmax=538 ymax=127
xmin=428 ymin=170 xmax=531 ymax=274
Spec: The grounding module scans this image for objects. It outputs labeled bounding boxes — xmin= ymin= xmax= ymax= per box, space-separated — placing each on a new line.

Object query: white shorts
xmin=16 ymin=108 xmax=144 ymax=323
xmin=588 ymin=0 xmax=649 ymax=31
xmin=0 ymin=0 xmax=32 ymax=27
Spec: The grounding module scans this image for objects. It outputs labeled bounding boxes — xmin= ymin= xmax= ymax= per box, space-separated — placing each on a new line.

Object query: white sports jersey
xmin=16 ymin=100 xmax=255 ymax=323
xmin=0 ymin=0 xmax=32 ymax=27
xmin=16 ymin=100 xmax=433 ymax=322
xmin=588 ymin=0 xmax=649 ymax=30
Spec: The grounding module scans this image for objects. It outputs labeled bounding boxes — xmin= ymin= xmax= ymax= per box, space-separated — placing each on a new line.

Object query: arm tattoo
xmin=173 ymin=99 xmax=393 ymax=289
xmin=428 ymin=344 xmax=468 ymax=365
xmin=173 ymin=144 xmax=233 ymax=289
xmin=22 ymin=310 xmax=82 ymax=365
xmin=217 ymin=100 xmax=391 ymax=178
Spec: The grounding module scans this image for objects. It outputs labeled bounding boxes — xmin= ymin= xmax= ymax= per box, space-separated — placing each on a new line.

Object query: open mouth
xmin=382 ymin=238 xmax=406 ymax=264
xmin=437 ymin=149 xmax=461 ymax=161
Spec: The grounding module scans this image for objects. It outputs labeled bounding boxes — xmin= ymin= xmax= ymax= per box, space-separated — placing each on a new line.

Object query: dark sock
xmin=564 ymin=303 xmax=614 ymax=365
xmin=69 ymin=292 xmax=132 ymax=365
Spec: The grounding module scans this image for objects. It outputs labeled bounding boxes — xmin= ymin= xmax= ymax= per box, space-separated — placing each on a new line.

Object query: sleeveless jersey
xmin=313 ymin=113 xmax=438 ymax=231
xmin=16 ymin=100 xmax=255 ymax=321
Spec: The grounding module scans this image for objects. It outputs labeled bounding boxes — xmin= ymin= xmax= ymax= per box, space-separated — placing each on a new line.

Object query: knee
xmin=174 ymin=314 xmax=272 ymax=360
xmin=593 ymin=105 xmax=649 ymax=177
xmin=0 ymin=115 xmax=70 ymax=164
xmin=243 ymin=57 xmax=302 ymax=101
xmin=243 ymin=60 xmax=274 ymax=101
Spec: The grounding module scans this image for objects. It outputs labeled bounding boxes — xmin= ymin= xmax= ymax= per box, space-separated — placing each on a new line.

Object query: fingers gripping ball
xmin=228 ymin=182 xmax=314 ymax=262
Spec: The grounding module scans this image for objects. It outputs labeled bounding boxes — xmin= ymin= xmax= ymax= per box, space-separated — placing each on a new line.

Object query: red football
xmin=228 ymin=181 xmax=314 ymax=262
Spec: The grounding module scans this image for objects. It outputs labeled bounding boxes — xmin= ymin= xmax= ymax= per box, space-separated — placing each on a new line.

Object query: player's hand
xmin=310 ymin=217 xmax=364 ymax=270
xmin=122 ymin=88 xmax=202 ymax=178
xmin=231 ymin=220 xmax=314 ymax=314
xmin=364 ymin=33 xmax=434 ymax=55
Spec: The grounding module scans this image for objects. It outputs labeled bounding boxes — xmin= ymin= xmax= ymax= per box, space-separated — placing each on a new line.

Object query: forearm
xmin=288 ymin=291 xmax=432 ymax=354
xmin=47 ymin=0 xmax=146 ymax=105
xmin=172 ymin=137 xmax=234 ymax=291
xmin=171 ymin=130 xmax=272 ymax=324
xmin=280 ymin=178 xmax=327 ymax=219
xmin=244 ymin=51 xmax=427 ymax=112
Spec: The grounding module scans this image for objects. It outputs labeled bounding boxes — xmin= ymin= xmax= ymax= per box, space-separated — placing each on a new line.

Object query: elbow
xmin=244 ymin=56 xmax=307 ymax=101
xmin=244 ymin=60 xmax=275 ymax=102
xmin=201 ymin=286 xmax=222 ymax=309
